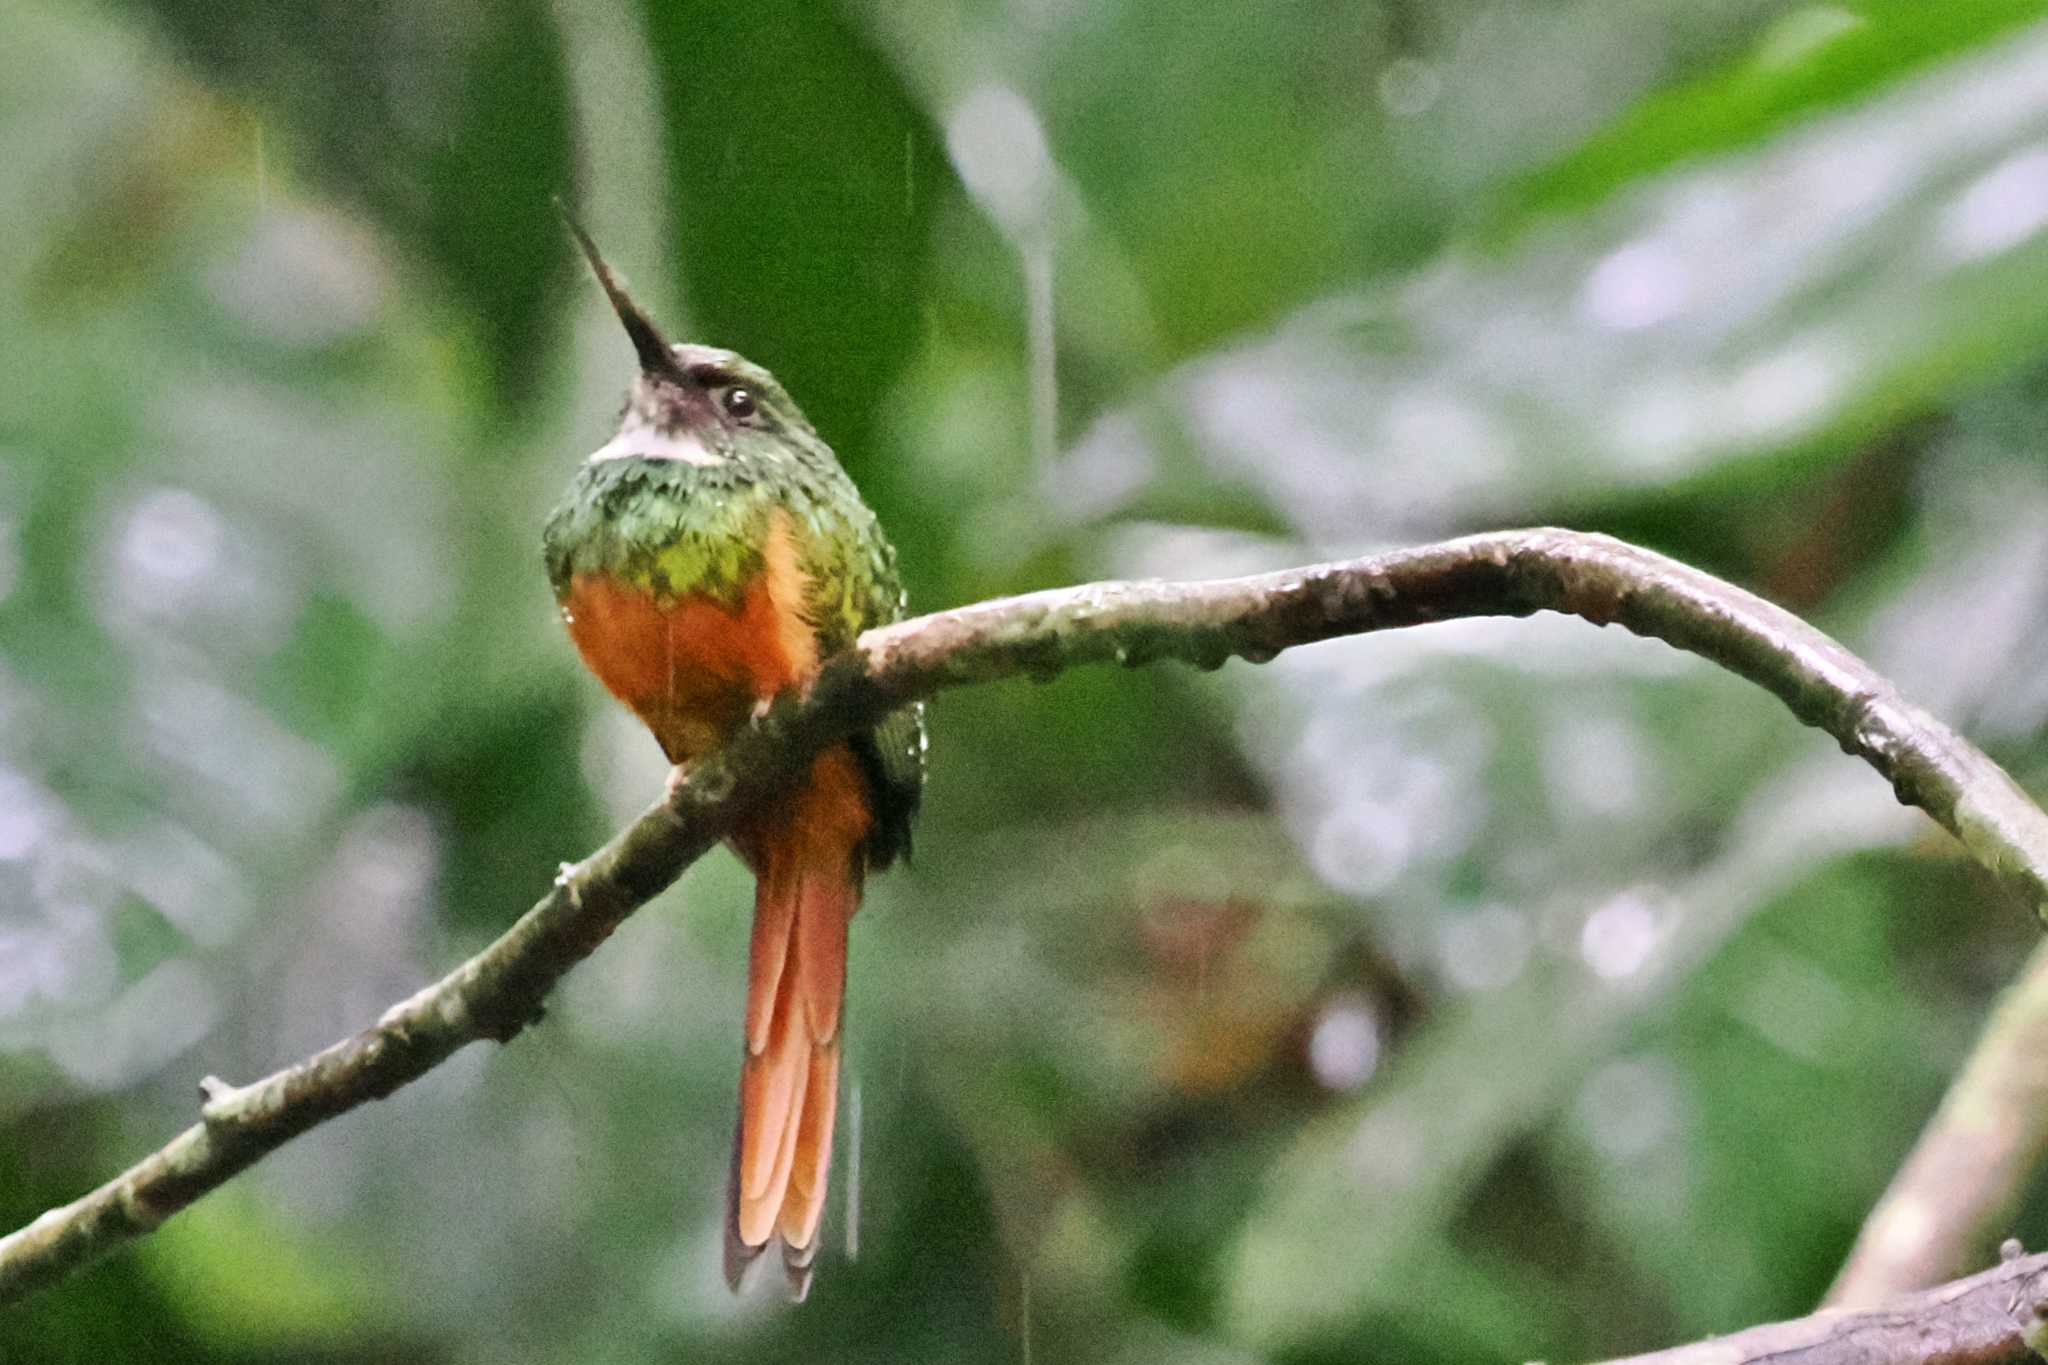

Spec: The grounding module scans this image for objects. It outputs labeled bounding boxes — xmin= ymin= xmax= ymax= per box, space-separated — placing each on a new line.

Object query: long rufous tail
xmin=725 ymin=753 xmax=869 ymax=1298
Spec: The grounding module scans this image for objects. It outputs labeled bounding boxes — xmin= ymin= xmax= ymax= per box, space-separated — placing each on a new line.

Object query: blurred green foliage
xmin=8 ymin=1 xmax=2048 ymax=1361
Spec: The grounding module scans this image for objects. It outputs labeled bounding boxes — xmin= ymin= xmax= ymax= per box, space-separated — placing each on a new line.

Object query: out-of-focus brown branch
xmin=1827 ymin=939 xmax=2048 ymax=1308
xmin=3 ymin=528 xmax=2047 ymax=1314
xmin=1602 ymin=1243 xmax=2048 ymax=1364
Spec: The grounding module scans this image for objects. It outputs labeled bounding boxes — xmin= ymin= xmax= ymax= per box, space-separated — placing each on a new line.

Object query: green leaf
xmin=1060 ymin=20 xmax=2048 ymax=540
xmin=1516 ymin=0 xmax=2048 ymax=220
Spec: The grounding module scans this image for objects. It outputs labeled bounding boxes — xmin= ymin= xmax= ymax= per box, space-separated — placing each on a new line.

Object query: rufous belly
xmin=560 ymin=571 xmax=799 ymax=764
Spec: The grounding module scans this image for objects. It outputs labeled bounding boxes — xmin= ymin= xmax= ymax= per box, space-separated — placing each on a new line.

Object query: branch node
xmin=2007 ymin=1237 xmax=2028 ymax=1262
xmin=114 ymin=1181 xmax=167 ymax=1232
xmin=473 ymin=997 xmax=545 ymax=1046
xmin=377 ymin=980 xmax=442 ymax=1039
xmin=556 ymin=862 xmax=582 ymax=909
xmin=198 ymin=1075 xmax=261 ymax=1125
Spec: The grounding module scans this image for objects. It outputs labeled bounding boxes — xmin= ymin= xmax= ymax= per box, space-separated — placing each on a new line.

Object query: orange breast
xmin=561 ymin=571 xmax=800 ymax=763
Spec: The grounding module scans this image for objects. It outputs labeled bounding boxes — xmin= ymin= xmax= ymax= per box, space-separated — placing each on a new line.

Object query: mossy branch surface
xmin=4 ymin=528 xmax=2047 ymax=1334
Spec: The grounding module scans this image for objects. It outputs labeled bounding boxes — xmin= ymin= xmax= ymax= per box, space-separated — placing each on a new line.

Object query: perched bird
xmin=542 ymin=219 xmax=924 ymax=1298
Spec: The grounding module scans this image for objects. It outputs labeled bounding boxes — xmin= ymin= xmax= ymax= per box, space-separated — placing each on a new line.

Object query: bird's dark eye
xmin=722 ymin=386 xmax=757 ymax=420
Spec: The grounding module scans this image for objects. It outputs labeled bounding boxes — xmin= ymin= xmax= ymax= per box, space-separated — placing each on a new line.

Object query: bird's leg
xmin=665 ymin=760 xmax=693 ymax=802
xmin=750 ymin=673 xmax=822 ymax=728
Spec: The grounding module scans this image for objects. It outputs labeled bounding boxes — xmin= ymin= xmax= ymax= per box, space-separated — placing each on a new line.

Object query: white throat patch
xmin=587 ymin=414 xmax=723 ymax=466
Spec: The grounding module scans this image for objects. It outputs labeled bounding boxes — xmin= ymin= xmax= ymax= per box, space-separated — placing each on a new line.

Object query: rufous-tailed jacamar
xmin=542 ymin=221 xmax=925 ymax=1299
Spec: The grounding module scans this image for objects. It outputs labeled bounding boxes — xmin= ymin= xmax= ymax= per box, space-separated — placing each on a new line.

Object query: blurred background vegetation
xmin=8 ymin=0 xmax=2048 ymax=1360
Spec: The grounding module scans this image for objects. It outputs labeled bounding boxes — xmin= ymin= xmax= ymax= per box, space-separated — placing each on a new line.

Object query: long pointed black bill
xmin=555 ymin=198 xmax=684 ymax=379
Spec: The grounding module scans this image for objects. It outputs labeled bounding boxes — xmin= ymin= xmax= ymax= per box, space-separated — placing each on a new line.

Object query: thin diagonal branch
xmin=1826 ymin=935 xmax=2048 ymax=1307
xmin=4 ymin=528 xmax=2047 ymax=1315
xmin=1598 ymin=1243 xmax=2048 ymax=1364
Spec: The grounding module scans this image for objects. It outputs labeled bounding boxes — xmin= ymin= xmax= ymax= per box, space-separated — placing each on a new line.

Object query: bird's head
xmin=560 ymin=209 xmax=814 ymax=468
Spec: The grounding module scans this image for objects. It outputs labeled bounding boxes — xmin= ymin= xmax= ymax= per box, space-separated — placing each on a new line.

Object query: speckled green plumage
xmin=543 ymin=447 xmax=894 ymax=645
xmin=541 ymin=372 xmax=925 ymax=868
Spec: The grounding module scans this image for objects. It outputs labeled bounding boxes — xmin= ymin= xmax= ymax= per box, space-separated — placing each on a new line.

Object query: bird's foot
xmin=665 ymin=761 xmax=692 ymax=802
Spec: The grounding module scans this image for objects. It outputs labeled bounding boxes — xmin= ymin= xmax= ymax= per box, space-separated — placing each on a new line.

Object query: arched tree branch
xmin=4 ymin=528 xmax=2048 ymax=1331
